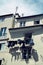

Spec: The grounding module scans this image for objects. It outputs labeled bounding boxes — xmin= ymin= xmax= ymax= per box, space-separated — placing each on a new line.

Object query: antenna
xmin=12 ymin=6 xmax=18 ymax=28
xmin=15 ymin=6 xmax=18 ymax=14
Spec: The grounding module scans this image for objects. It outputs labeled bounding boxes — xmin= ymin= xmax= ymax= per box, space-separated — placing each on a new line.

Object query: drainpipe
xmin=12 ymin=15 xmax=15 ymax=28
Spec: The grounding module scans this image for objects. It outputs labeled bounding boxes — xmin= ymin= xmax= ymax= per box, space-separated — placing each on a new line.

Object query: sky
xmin=0 ymin=0 xmax=43 ymax=16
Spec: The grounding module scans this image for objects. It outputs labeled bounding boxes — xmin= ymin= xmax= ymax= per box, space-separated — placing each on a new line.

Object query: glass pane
xmin=23 ymin=22 xmax=25 ymax=26
xmin=20 ymin=22 xmax=22 ymax=27
xmin=1 ymin=27 xmax=6 ymax=36
xmin=1 ymin=43 xmax=5 ymax=51
xmin=34 ymin=21 xmax=40 ymax=24
xmin=0 ymin=44 xmax=1 ymax=50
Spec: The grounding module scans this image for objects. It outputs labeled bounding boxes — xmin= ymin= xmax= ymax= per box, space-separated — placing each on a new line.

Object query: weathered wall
xmin=3 ymin=29 xmax=43 ymax=65
xmin=0 ymin=15 xmax=43 ymax=65
xmin=15 ymin=16 xmax=43 ymax=28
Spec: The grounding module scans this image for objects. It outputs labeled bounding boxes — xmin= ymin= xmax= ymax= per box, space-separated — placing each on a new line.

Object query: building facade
xmin=0 ymin=13 xmax=43 ymax=65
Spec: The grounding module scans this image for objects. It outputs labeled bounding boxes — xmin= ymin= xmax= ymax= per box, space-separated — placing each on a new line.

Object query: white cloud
xmin=0 ymin=0 xmax=43 ymax=16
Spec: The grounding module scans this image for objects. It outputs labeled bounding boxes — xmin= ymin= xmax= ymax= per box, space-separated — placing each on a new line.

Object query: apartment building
xmin=0 ymin=13 xmax=43 ymax=65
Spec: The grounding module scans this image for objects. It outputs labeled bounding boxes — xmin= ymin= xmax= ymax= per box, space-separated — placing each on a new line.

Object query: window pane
xmin=20 ymin=22 xmax=22 ymax=27
xmin=0 ymin=43 xmax=5 ymax=51
xmin=0 ymin=32 xmax=2 ymax=36
xmin=1 ymin=27 xmax=6 ymax=36
xmin=20 ymin=22 xmax=25 ymax=27
xmin=0 ymin=44 xmax=1 ymax=50
xmin=23 ymin=22 xmax=25 ymax=26
xmin=34 ymin=21 xmax=40 ymax=24
xmin=0 ymin=17 xmax=5 ymax=22
xmin=1 ymin=43 xmax=5 ymax=51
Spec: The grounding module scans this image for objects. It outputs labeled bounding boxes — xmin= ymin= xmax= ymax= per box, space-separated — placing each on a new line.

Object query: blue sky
xmin=0 ymin=0 xmax=43 ymax=16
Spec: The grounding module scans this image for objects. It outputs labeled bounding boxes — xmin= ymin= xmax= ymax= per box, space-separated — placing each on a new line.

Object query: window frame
xmin=20 ymin=21 xmax=25 ymax=27
xmin=0 ymin=43 xmax=5 ymax=51
xmin=0 ymin=27 xmax=7 ymax=36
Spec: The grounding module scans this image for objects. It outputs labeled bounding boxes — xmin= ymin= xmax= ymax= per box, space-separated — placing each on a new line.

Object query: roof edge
xmin=9 ymin=24 xmax=43 ymax=30
xmin=16 ymin=14 xmax=43 ymax=19
xmin=0 ymin=13 xmax=14 ymax=17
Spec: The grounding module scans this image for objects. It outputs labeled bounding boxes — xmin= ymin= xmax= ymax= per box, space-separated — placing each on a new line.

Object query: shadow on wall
xmin=9 ymin=47 xmax=20 ymax=61
xmin=9 ymin=47 xmax=39 ymax=64
xmin=32 ymin=49 xmax=39 ymax=62
xmin=40 ymin=55 xmax=43 ymax=61
xmin=9 ymin=47 xmax=29 ymax=63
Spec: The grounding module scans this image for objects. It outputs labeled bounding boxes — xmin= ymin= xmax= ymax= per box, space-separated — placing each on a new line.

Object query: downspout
xmin=12 ymin=15 xmax=15 ymax=28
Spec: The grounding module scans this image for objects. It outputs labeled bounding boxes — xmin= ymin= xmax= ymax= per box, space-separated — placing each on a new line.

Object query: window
xmin=22 ymin=22 xmax=25 ymax=26
xmin=34 ymin=21 xmax=40 ymax=24
xmin=0 ymin=43 xmax=5 ymax=51
xmin=0 ymin=17 xmax=5 ymax=22
xmin=0 ymin=30 xmax=2 ymax=36
xmin=20 ymin=21 xmax=25 ymax=27
xmin=0 ymin=60 xmax=2 ymax=65
xmin=0 ymin=44 xmax=1 ymax=50
xmin=0 ymin=19 xmax=2 ymax=22
xmin=0 ymin=27 xmax=6 ymax=36
xmin=20 ymin=22 xmax=22 ymax=27
xmin=0 ymin=19 xmax=4 ymax=22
